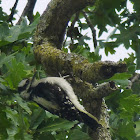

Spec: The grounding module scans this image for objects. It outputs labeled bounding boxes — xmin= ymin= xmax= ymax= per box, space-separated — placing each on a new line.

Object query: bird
xmin=18 ymin=74 xmax=101 ymax=130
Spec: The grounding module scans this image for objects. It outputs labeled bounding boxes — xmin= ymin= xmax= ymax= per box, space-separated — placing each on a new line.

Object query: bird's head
xmin=18 ymin=73 xmax=36 ymax=100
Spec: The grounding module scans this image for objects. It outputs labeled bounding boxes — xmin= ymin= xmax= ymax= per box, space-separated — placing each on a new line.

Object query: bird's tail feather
xmin=79 ymin=111 xmax=101 ymax=130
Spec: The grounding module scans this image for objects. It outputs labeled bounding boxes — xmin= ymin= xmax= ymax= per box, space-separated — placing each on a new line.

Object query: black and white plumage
xmin=18 ymin=76 xmax=100 ymax=130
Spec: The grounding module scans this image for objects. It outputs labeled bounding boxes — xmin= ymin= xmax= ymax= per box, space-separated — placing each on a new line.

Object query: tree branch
xmin=82 ymin=11 xmax=97 ymax=49
xmin=34 ymin=44 xmax=127 ymax=83
xmin=16 ymin=0 xmax=37 ymax=25
xmin=127 ymin=73 xmax=140 ymax=89
xmin=8 ymin=0 xmax=19 ymax=25
xmin=67 ymin=12 xmax=80 ymax=45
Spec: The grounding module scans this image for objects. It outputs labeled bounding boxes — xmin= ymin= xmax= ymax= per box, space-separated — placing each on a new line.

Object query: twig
xmin=82 ymin=11 xmax=97 ymax=49
xmin=16 ymin=0 xmax=37 ymax=25
xmin=62 ymin=12 xmax=78 ymax=47
xmin=8 ymin=0 xmax=19 ymax=25
xmin=66 ymin=12 xmax=80 ymax=45
xmin=71 ymin=12 xmax=79 ymax=29
xmin=127 ymin=73 xmax=140 ymax=89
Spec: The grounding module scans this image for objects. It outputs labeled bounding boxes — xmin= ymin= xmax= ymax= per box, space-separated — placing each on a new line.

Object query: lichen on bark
xmin=34 ymin=44 xmax=127 ymax=83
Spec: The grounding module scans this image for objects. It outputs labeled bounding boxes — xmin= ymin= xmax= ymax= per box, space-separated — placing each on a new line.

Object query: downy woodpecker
xmin=18 ymin=75 xmax=100 ymax=130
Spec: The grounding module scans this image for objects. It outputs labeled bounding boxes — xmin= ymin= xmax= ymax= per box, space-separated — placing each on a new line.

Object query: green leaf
xmin=113 ymin=79 xmax=130 ymax=87
xmin=136 ymin=43 xmax=140 ymax=69
xmin=131 ymin=80 xmax=140 ymax=95
xmin=5 ymin=108 xmax=19 ymax=126
xmin=0 ymin=22 xmax=9 ymax=40
xmin=135 ymin=121 xmax=140 ymax=137
xmin=0 ymin=7 xmax=8 ymax=21
xmin=0 ymin=107 xmax=11 ymax=139
xmin=119 ymin=93 xmax=140 ymax=119
xmin=0 ymin=77 xmax=7 ymax=90
xmin=110 ymin=73 xmax=132 ymax=86
xmin=30 ymin=108 xmax=46 ymax=129
xmin=0 ymin=53 xmax=15 ymax=68
xmin=104 ymin=42 xmax=117 ymax=56
xmin=5 ymin=58 xmax=27 ymax=89
xmin=0 ymin=17 xmax=39 ymax=46
xmin=110 ymin=73 xmax=132 ymax=80
xmin=15 ymin=53 xmax=26 ymax=62
xmin=14 ymin=95 xmax=32 ymax=115
xmin=109 ymin=113 xmax=120 ymax=128
xmin=68 ymin=129 xmax=91 ymax=140
xmin=5 ymin=108 xmax=20 ymax=139
xmin=71 ymin=45 xmax=90 ymax=57
xmin=34 ymin=133 xmax=55 ymax=140
xmin=98 ymin=40 xmax=105 ymax=48
xmin=78 ymin=35 xmax=91 ymax=46
xmin=80 ymin=23 xmax=89 ymax=30
xmin=54 ymin=131 xmax=68 ymax=140
xmin=15 ymin=132 xmax=33 ymax=140
xmin=38 ymin=118 xmax=77 ymax=132
xmin=106 ymin=27 xmax=117 ymax=42
xmin=87 ymin=52 xmax=101 ymax=62
xmin=118 ymin=121 xmax=135 ymax=139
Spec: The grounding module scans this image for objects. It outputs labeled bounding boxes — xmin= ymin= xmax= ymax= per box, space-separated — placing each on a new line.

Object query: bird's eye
xmin=25 ymin=79 xmax=30 ymax=86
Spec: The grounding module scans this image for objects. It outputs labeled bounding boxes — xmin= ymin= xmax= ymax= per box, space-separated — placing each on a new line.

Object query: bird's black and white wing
xmin=18 ymin=77 xmax=100 ymax=130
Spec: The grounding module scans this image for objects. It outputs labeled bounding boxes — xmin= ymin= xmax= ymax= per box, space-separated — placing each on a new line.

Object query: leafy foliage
xmin=0 ymin=0 xmax=140 ymax=139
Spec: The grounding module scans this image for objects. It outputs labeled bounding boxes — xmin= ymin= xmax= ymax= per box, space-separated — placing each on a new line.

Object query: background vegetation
xmin=0 ymin=0 xmax=140 ymax=139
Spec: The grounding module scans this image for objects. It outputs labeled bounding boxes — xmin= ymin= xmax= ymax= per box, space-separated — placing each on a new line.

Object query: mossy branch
xmin=34 ymin=44 xmax=127 ymax=83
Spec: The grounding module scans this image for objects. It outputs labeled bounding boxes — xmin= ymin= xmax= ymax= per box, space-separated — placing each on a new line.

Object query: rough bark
xmin=33 ymin=0 xmax=127 ymax=139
